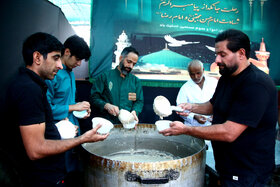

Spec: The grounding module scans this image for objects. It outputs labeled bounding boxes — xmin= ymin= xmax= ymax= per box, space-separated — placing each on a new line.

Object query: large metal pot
xmin=82 ymin=124 xmax=206 ymax=187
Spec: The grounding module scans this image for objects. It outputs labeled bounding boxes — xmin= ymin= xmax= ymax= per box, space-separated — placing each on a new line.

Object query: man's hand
xmin=179 ymin=103 xmax=193 ymax=111
xmin=194 ymin=115 xmax=207 ymax=124
xmin=131 ymin=110 xmax=139 ymax=129
xmin=74 ymin=125 xmax=79 ymax=136
xmin=104 ymin=103 xmax=119 ymax=116
xmin=176 ymin=103 xmax=191 ymax=116
xmin=70 ymin=101 xmax=91 ymax=119
xmin=83 ymin=108 xmax=91 ymax=119
xmin=131 ymin=111 xmax=139 ymax=123
xmin=80 ymin=124 xmax=109 ymax=143
xmin=159 ymin=121 xmax=188 ymax=136
xmin=71 ymin=101 xmax=90 ymax=111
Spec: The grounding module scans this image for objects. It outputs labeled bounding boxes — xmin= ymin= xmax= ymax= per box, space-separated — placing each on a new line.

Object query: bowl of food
xmin=122 ymin=120 xmax=137 ymax=129
xmin=55 ymin=120 xmax=76 ymax=139
xmin=92 ymin=117 xmax=114 ymax=134
xmin=155 ymin=120 xmax=172 ymax=131
xmin=118 ymin=109 xmax=136 ymax=129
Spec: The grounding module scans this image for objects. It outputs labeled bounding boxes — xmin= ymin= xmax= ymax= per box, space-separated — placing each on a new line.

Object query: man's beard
xmin=119 ymin=61 xmax=132 ymax=75
xmin=193 ymin=74 xmax=204 ymax=84
xmin=219 ymin=64 xmax=238 ymax=76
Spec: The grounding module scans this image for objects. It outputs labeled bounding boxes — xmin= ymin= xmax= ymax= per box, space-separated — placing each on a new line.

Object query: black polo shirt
xmin=210 ymin=64 xmax=277 ymax=178
xmin=3 ymin=67 xmax=65 ymax=186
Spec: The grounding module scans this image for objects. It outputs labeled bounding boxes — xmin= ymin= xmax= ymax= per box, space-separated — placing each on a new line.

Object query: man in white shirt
xmin=176 ymin=59 xmax=218 ymax=126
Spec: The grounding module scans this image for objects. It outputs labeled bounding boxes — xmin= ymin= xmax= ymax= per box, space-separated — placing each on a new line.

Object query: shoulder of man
xmin=249 ymin=65 xmax=276 ymax=90
xmin=7 ymin=77 xmax=43 ymax=109
xmin=15 ymin=72 xmax=42 ymax=91
xmin=128 ymin=73 xmax=143 ymax=85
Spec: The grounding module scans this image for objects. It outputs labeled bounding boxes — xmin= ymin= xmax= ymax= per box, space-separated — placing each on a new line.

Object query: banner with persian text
xmin=89 ymin=0 xmax=280 ymax=85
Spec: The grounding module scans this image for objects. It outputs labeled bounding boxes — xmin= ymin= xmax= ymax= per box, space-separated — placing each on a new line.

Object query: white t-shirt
xmin=176 ymin=76 xmax=218 ymax=126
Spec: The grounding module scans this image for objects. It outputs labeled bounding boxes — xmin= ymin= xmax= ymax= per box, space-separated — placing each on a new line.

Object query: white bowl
xmin=122 ymin=120 xmax=137 ymax=129
xmin=92 ymin=117 xmax=114 ymax=134
xmin=118 ymin=109 xmax=135 ymax=124
xmin=155 ymin=120 xmax=172 ymax=131
xmin=55 ymin=120 xmax=76 ymax=139
xmin=73 ymin=110 xmax=88 ymax=118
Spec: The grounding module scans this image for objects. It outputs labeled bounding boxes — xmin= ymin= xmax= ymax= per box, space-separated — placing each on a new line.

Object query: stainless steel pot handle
xmin=125 ymin=170 xmax=180 ymax=184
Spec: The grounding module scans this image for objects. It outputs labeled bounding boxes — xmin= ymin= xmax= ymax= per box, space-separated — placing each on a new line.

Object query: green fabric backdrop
xmin=89 ymin=0 xmax=280 ymax=87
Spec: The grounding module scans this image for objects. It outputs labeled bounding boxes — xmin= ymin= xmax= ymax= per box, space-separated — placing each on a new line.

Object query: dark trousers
xmin=220 ymin=174 xmax=271 ymax=187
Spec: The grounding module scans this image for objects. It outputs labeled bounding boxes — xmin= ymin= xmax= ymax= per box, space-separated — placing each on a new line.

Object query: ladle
xmin=153 ymin=95 xmax=184 ymax=119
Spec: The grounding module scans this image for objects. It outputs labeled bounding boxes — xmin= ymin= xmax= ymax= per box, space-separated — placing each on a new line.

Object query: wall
xmin=0 ymin=0 xmax=75 ymax=115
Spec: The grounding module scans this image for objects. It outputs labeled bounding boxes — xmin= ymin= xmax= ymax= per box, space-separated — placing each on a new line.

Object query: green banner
xmin=90 ymin=0 xmax=280 ymax=86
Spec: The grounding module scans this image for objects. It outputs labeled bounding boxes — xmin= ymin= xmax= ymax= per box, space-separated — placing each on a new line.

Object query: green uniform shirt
xmin=90 ymin=67 xmax=144 ymax=124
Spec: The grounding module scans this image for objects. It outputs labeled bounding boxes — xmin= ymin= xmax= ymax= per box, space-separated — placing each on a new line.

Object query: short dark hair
xmin=121 ymin=46 xmax=139 ymax=57
xmin=22 ymin=32 xmax=63 ymax=66
xmin=215 ymin=29 xmax=251 ymax=59
xmin=63 ymin=35 xmax=91 ymax=61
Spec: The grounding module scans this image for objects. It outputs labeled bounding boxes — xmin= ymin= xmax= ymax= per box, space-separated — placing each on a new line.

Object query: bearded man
xmin=160 ymin=29 xmax=277 ymax=187
xmin=90 ymin=47 xmax=144 ymax=124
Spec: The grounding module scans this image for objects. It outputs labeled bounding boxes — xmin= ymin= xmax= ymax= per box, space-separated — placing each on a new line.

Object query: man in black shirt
xmin=3 ymin=32 xmax=108 ymax=187
xmin=160 ymin=29 xmax=277 ymax=186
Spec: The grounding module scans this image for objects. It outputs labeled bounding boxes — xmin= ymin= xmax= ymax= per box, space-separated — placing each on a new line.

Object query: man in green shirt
xmin=90 ymin=47 xmax=144 ymax=124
